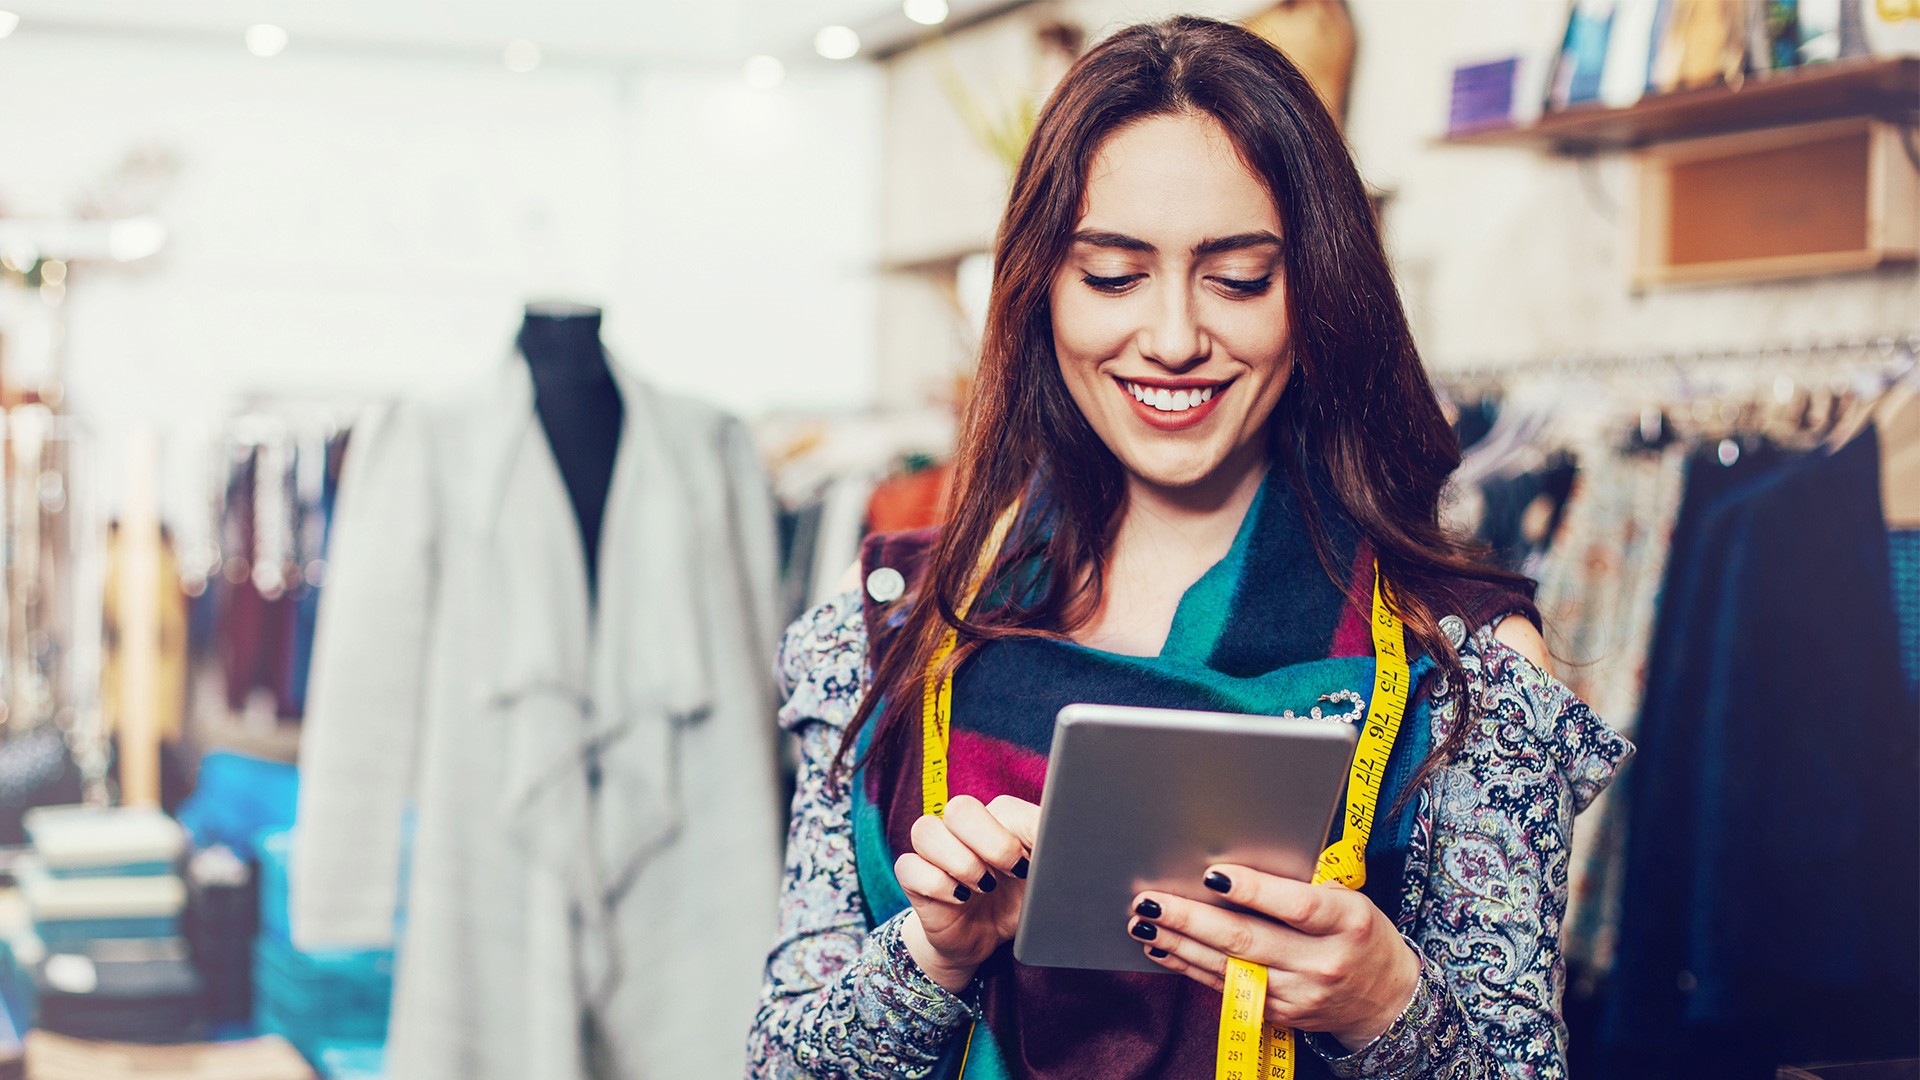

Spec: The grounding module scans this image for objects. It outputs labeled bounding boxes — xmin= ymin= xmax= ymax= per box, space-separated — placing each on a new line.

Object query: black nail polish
xmin=1011 ymin=856 xmax=1029 ymax=880
xmin=1130 ymin=920 xmax=1157 ymax=941
xmin=1133 ymin=898 xmax=1162 ymax=919
xmin=1147 ymin=947 xmax=1169 ymax=959
xmin=977 ymin=872 xmax=997 ymax=894
xmin=953 ymin=884 xmax=972 ymax=902
xmin=1204 ymin=870 xmax=1232 ymax=894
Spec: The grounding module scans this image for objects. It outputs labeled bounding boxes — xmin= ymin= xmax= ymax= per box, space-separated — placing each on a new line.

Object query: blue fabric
xmin=1605 ymin=432 xmax=1920 ymax=1076
xmin=175 ymin=751 xmax=300 ymax=861
xmin=1890 ymin=529 xmax=1919 ymax=699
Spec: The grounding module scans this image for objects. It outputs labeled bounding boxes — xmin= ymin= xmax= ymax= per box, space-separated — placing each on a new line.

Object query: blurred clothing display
xmin=1893 ymin=529 xmax=1920 ymax=696
xmin=292 ymin=352 xmax=785 ymax=1080
xmin=1603 ymin=428 xmax=1919 ymax=1077
xmin=1444 ymin=350 xmax=1920 ymax=1078
xmin=0 ymin=408 xmax=103 ymax=804
xmin=1533 ymin=444 xmax=1687 ymax=986
xmin=100 ymin=523 xmax=187 ymax=745
xmin=759 ymin=409 xmax=960 ymax=626
xmin=254 ymin=826 xmax=394 ymax=1065
xmin=195 ymin=426 xmax=347 ymax=725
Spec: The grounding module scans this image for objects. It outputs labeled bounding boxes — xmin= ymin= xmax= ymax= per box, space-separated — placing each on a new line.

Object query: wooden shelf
xmin=1444 ymin=56 xmax=1919 ymax=156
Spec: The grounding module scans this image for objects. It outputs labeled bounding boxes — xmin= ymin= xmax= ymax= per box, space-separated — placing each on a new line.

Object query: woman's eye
xmin=1213 ymin=275 xmax=1273 ymax=297
xmin=1081 ymin=273 xmax=1144 ymax=294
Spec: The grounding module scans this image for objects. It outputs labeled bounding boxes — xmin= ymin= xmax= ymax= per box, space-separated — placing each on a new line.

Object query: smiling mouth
xmin=1113 ymin=376 xmax=1232 ymax=429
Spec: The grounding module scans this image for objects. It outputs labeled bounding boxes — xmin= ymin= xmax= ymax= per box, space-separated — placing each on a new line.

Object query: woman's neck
xmin=1070 ymin=445 xmax=1269 ymax=656
xmin=1117 ymin=457 xmax=1267 ymax=561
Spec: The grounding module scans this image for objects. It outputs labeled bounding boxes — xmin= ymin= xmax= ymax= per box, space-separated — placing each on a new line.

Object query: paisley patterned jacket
xmin=745 ymin=590 xmax=1631 ymax=1079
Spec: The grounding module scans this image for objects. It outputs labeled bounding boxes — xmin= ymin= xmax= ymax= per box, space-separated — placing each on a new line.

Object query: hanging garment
xmin=288 ymin=430 xmax=348 ymax=716
xmin=291 ymin=358 xmax=784 ymax=1080
xmin=101 ymin=523 xmax=190 ymax=745
xmin=1890 ymin=529 xmax=1919 ymax=698
xmin=216 ymin=447 xmax=300 ymax=721
xmin=1604 ymin=430 xmax=1920 ymax=1075
xmin=1533 ymin=444 xmax=1686 ymax=983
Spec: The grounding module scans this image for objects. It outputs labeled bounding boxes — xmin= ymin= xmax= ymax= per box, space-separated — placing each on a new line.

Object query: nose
xmin=1137 ymin=283 xmax=1207 ymax=372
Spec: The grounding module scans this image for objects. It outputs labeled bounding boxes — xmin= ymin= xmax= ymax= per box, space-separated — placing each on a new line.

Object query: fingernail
xmin=1204 ymin=870 xmax=1232 ymax=893
xmin=1147 ymin=947 xmax=1169 ymax=959
xmin=1011 ymin=856 xmax=1029 ymax=880
xmin=953 ymin=884 xmax=972 ymax=902
xmin=1129 ymin=920 xmax=1157 ymax=941
xmin=977 ymin=872 xmax=997 ymax=894
xmin=1133 ymin=898 xmax=1162 ymax=919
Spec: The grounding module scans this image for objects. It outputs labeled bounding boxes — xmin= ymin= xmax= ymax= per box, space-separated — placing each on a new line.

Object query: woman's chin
xmin=1115 ymin=444 xmax=1245 ymax=494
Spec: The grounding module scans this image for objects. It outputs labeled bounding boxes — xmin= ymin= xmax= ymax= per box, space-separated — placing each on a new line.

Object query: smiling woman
xmin=747 ymin=14 xmax=1628 ymax=1080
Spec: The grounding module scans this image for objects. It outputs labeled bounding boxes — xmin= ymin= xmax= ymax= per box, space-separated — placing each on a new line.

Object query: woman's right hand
xmin=895 ymin=794 xmax=1039 ymax=992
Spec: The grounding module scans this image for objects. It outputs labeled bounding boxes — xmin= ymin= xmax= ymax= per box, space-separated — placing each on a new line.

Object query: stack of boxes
xmin=16 ymin=805 xmax=201 ymax=1043
xmin=252 ymin=828 xmax=392 ymax=1073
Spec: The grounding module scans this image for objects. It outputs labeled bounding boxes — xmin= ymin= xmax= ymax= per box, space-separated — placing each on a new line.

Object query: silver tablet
xmin=1012 ymin=703 xmax=1359 ymax=973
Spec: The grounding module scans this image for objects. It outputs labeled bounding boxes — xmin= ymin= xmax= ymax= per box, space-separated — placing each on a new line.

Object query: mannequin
xmin=518 ymin=302 xmax=623 ymax=600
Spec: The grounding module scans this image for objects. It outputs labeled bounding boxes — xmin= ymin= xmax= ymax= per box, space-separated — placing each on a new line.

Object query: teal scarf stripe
xmin=1159 ymin=479 xmax=1264 ymax=665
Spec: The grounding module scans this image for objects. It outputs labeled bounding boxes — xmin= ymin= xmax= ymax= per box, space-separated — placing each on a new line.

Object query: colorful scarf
xmin=853 ymin=471 xmax=1517 ymax=1079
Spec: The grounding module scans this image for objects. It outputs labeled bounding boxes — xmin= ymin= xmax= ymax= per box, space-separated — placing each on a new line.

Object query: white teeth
xmin=1122 ymin=381 xmax=1221 ymax=413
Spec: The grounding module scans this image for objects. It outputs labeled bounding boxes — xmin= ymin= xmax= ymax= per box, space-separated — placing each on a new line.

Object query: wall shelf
xmin=1444 ymin=56 xmax=1920 ymax=156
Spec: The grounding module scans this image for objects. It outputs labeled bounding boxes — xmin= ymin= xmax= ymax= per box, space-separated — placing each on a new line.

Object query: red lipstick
xmin=1114 ymin=376 xmax=1230 ymax=431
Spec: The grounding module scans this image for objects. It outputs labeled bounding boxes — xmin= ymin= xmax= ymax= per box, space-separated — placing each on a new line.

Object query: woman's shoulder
xmin=1445 ymin=618 xmax=1633 ymax=816
xmin=776 ymin=588 xmax=870 ymax=733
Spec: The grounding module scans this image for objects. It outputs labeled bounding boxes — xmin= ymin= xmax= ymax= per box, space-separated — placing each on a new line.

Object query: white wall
xmin=0 ymin=34 xmax=882 ymax=429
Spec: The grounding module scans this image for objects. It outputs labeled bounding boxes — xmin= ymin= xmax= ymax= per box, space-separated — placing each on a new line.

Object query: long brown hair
xmin=840 ymin=16 xmax=1527 ymax=799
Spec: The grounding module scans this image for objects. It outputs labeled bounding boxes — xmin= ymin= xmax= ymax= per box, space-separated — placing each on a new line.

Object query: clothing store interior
xmin=0 ymin=0 xmax=1914 ymax=1077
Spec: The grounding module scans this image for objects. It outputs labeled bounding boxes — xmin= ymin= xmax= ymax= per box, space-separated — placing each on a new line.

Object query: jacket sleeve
xmin=289 ymin=401 xmax=438 ymax=949
xmin=1308 ymin=630 xmax=1632 ymax=1080
xmin=745 ymin=592 xmax=975 ymax=1079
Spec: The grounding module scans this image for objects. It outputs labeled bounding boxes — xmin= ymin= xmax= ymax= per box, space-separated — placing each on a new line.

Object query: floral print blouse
xmin=746 ymin=589 xmax=1631 ymax=1079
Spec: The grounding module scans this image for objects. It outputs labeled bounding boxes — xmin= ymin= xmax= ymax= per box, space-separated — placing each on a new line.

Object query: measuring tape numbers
xmin=1218 ymin=567 xmax=1411 ymax=1080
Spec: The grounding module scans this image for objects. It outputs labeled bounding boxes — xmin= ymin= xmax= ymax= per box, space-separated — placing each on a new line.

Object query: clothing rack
xmin=1432 ymin=332 xmax=1919 ymax=388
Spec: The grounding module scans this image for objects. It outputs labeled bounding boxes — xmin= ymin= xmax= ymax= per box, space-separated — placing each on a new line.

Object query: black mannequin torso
xmin=519 ymin=303 xmax=623 ymax=603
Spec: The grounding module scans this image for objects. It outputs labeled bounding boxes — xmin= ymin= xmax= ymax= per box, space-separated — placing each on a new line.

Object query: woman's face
xmin=1050 ymin=111 xmax=1292 ymax=493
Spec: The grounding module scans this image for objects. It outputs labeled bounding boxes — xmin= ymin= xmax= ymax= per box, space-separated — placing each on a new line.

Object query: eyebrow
xmin=1070 ymin=229 xmax=1282 ymax=257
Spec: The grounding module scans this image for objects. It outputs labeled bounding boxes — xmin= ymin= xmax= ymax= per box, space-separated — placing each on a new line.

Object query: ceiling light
xmin=743 ymin=55 xmax=785 ymax=90
xmin=504 ymin=39 xmax=541 ymax=73
xmin=245 ymin=24 xmax=287 ymax=58
xmin=814 ymin=25 xmax=860 ymax=60
xmin=903 ymin=0 xmax=950 ymax=26
xmin=108 ymin=217 xmax=167 ymax=263
xmin=0 ymin=12 xmax=20 ymax=39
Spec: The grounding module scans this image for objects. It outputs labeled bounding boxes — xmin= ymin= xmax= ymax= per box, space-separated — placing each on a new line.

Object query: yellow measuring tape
xmin=917 ymin=506 xmax=1408 ymax=1080
xmin=1218 ymin=567 xmax=1410 ymax=1080
xmin=920 ymin=503 xmax=1022 ymax=1077
xmin=922 ymin=502 xmax=1022 ymax=818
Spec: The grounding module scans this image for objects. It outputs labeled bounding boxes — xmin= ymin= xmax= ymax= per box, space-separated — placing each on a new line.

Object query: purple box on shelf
xmin=1449 ymin=57 xmax=1520 ymax=134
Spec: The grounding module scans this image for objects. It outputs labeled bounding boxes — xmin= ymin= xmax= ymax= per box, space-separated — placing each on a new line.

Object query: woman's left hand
xmin=1128 ymin=864 xmax=1421 ymax=1052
